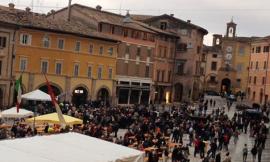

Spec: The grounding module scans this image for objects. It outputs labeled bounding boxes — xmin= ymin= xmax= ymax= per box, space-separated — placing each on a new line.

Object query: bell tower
xmin=226 ymin=18 xmax=237 ymax=38
xmin=212 ymin=34 xmax=222 ymax=47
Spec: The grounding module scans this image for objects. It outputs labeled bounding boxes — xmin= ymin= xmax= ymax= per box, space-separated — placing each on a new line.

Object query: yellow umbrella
xmin=26 ymin=113 xmax=83 ymax=125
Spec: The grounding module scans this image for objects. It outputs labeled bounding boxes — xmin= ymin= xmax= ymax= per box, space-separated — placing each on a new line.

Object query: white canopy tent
xmin=1 ymin=107 xmax=34 ymax=119
xmin=22 ymin=89 xmax=51 ymax=101
xmin=0 ymin=132 xmax=144 ymax=162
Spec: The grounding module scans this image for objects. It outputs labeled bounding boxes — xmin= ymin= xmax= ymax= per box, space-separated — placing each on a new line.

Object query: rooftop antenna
xmin=119 ymin=0 xmax=123 ymax=15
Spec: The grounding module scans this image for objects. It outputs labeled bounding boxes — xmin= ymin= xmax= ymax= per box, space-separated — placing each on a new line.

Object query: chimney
xmin=96 ymin=5 xmax=102 ymax=11
xmin=8 ymin=3 xmax=15 ymax=10
xmin=67 ymin=0 xmax=72 ymax=21
xmin=170 ymin=14 xmax=174 ymax=17
xmin=25 ymin=7 xmax=31 ymax=13
xmin=187 ymin=20 xmax=191 ymax=23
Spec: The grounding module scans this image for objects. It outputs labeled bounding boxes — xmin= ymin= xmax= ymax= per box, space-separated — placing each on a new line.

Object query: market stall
xmin=0 ymin=132 xmax=144 ymax=162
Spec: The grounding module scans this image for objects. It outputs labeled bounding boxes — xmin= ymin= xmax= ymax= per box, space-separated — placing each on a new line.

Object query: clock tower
xmin=226 ymin=19 xmax=237 ymax=38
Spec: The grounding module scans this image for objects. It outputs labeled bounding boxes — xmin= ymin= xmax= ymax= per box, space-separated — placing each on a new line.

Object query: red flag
xmin=44 ymin=75 xmax=56 ymax=106
xmin=44 ymin=74 xmax=66 ymax=126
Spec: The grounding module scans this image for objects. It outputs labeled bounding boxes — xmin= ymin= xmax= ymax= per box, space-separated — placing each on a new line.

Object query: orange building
xmin=0 ymin=4 xmax=118 ymax=106
xmin=248 ymin=36 xmax=270 ymax=104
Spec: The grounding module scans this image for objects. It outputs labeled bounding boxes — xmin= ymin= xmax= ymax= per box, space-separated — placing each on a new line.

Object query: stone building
xmin=202 ymin=43 xmax=223 ymax=91
xmin=0 ymin=4 xmax=119 ymax=106
xmin=214 ymin=20 xmax=252 ymax=94
xmin=0 ymin=3 xmax=17 ymax=108
xmin=49 ymin=4 xmax=178 ymax=105
xmin=247 ymin=36 xmax=270 ymax=104
xmin=133 ymin=14 xmax=208 ymax=101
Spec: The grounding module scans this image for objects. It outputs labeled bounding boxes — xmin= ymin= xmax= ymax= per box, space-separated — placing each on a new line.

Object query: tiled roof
xmin=131 ymin=14 xmax=155 ymax=21
xmin=50 ymin=4 xmax=177 ymax=37
xmin=0 ymin=5 xmax=118 ymax=42
xmin=139 ymin=14 xmax=208 ymax=35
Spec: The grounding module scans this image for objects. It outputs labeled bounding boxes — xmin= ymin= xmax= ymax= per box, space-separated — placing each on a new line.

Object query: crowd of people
xmin=0 ymin=97 xmax=269 ymax=162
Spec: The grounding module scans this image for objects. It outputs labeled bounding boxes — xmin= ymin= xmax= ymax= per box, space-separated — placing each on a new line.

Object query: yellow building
xmin=0 ymin=4 xmax=119 ymax=105
xmin=213 ymin=21 xmax=252 ymax=95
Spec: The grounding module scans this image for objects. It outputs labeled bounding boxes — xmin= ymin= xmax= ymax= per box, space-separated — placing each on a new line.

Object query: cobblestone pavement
xmin=118 ymin=96 xmax=270 ymax=162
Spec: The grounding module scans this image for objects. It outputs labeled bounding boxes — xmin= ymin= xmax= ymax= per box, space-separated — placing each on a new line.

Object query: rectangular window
xmin=236 ymin=64 xmax=243 ymax=72
xmin=0 ymin=60 xmax=2 ymax=76
xmin=108 ymin=67 xmax=113 ymax=79
xmin=41 ymin=61 xmax=48 ymax=74
xmin=250 ymin=61 xmax=253 ymax=69
xmin=161 ymin=70 xmax=165 ymax=82
xmin=212 ymin=54 xmax=217 ymax=58
xmin=263 ymin=46 xmax=269 ymax=53
xmin=20 ymin=58 xmax=27 ymax=71
xmin=58 ymin=39 xmax=64 ymax=49
xmin=108 ymin=47 xmax=113 ymax=56
xmin=176 ymin=61 xmax=185 ymax=75
xmin=249 ymin=76 xmax=252 ymax=83
xmin=262 ymin=77 xmax=265 ymax=85
xmin=160 ymin=22 xmax=167 ymax=30
xmin=87 ymin=66 xmax=92 ymax=78
xmin=176 ymin=43 xmax=187 ymax=52
xmin=20 ymin=34 xmax=31 ymax=45
xmin=256 ymin=61 xmax=259 ymax=70
xmin=137 ymin=47 xmax=141 ymax=56
xmin=197 ymin=46 xmax=201 ymax=54
xmin=55 ymin=62 xmax=62 ymax=75
xmin=157 ymin=70 xmax=160 ymax=81
xmin=97 ymin=66 xmax=102 ymax=79
xmin=168 ymin=70 xmax=171 ymax=82
xmin=252 ymin=47 xmax=255 ymax=53
xmin=99 ymin=46 xmax=103 ymax=55
xmin=125 ymin=45 xmax=130 ymax=54
xmin=239 ymin=47 xmax=245 ymax=56
xmin=74 ymin=64 xmax=79 ymax=77
xmin=210 ymin=76 xmax=216 ymax=82
xmin=164 ymin=47 xmax=167 ymax=57
xmin=43 ymin=36 xmax=50 ymax=48
xmin=0 ymin=36 xmax=7 ymax=48
xmin=264 ymin=61 xmax=267 ymax=69
xmin=256 ymin=46 xmax=261 ymax=53
xmin=147 ymin=48 xmax=152 ymax=57
xmin=89 ymin=44 xmax=94 ymax=54
xmin=75 ymin=41 xmax=80 ymax=52
xmin=211 ymin=62 xmax=217 ymax=71
xmin=254 ymin=76 xmax=257 ymax=84
xmin=145 ymin=66 xmax=150 ymax=77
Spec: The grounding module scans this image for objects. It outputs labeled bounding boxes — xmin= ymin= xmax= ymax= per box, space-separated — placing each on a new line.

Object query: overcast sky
xmin=2 ymin=0 xmax=270 ymax=45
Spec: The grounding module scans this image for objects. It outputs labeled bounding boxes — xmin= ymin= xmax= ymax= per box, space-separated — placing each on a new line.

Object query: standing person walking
xmin=251 ymin=146 xmax=257 ymax=162
xmin=257 ymin=144 xmax=263 ymax=162
xmin=242 ymin=144 xmax=248 ymax=162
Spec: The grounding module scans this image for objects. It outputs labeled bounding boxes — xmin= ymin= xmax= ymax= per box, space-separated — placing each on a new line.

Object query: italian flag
xmin=15 ymin=75 xmax=22 ymax=113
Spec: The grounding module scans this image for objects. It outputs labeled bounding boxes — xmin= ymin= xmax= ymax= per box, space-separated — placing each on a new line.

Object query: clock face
xmin=225 ymin=53 xmax=232 ymax=60
xmin=226 ymin=46 xmax=233 ymax=53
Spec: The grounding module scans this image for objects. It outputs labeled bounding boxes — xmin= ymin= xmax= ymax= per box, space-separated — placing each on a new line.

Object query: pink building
xmin=248 ymin=36 xmax=270 ymax=104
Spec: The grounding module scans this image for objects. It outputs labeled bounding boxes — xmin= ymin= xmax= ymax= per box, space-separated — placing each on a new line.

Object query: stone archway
xmin=174 ymin=83 xmax=183 ymax=102
xmin=38 ymin=83 xmax=62 ymax=96
xmin=221 ymin=78 xmax=231 ymax=93
xmin=97 ymin=87 xmax=110 ymax=104
xmin=72 ymin=86 xmax=88 ymax=106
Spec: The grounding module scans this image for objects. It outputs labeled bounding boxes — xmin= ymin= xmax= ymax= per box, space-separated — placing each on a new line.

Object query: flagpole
xmin=43 ymin=73 xmax=66 ymax=128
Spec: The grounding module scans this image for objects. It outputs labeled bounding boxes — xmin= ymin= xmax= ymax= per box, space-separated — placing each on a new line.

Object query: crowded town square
xmin=0 ymin=93 xmax=269 ymax=162
xmin=0 ymin=0 xmax=270 ymax=162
